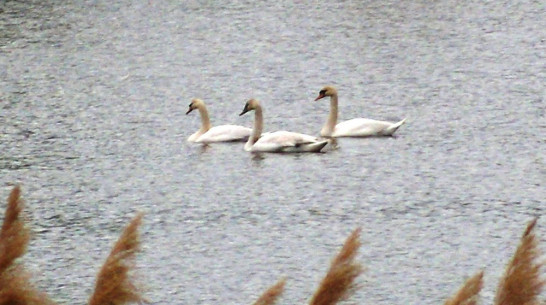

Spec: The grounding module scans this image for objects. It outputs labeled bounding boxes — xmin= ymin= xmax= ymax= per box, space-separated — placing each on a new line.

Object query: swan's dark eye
xmin=188 ymin=103 xmax=193 ymax=108
xmin=319 ymin=90 xmax=326 ymax=95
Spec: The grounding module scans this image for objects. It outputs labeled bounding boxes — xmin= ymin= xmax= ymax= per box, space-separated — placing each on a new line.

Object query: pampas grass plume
xmin=494 ymin=218 xmax=544 ymax=305
xmin=0 ymin=186 xmax=57 ymax=305
xmin=252 ymin=278 xmax=286 ymax=305
xmin=308 ymin=227 xmax=363 ymax=305
xmin=444 ymin=271 xmax=484 ymax=305
xmin=88 ymin=213 xmax=145 ymax=305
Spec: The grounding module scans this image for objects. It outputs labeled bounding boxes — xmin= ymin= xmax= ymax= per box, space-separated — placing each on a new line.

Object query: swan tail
xmin=306 ymin=140 xmax=329 ymax=152
xmin=283 ymin=140 xmax=328 ymax=153
xmin=385 ymin=118 xmax=407 ymax=135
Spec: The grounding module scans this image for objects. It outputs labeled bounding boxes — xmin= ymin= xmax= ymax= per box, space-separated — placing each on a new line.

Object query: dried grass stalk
xmin=444 ymin=271 xmax=484 ymax=305
xmin=0 ymin=186 xmax=29 ymax=272
xmin=252 ymin=278 xmax=286 ymax=305
xmin=0 ymin=186 xmax=57 ymax=305
xmin=309 ymin=227 xmax=364 ymax=305
xmin=494 ymin=218 xmax=545 ymax=305
xmin=88 ymin=213 xmax=145 ymax=305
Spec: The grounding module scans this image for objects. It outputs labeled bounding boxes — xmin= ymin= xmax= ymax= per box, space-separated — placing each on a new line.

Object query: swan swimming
xmin=186 ymin=98 xmax=252 ymax=143
xmin=239 ymin=99 xmax=328 ymax=153
xmin=314 ymin=86 xmax=406 ymax=137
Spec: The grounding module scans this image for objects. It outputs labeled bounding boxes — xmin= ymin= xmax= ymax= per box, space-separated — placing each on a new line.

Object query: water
xmin=1 ymin=0 xmax=544 ymax=304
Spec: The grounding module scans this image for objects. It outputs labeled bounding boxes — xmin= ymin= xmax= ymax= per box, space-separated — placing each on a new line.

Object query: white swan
xmin=186 ymin=98 xmax=252 ymax=143
xmin=239 ymin=99 xmax=328 ymax=153
xmin=314 ymin=86 xmax=406 ymax=137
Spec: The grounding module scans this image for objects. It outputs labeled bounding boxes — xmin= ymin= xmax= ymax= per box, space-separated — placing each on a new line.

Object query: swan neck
xmin=323 ymin=94 xmax=338 ymax=136
xmin=197 ymin=105 xmax=212 ymax=132
xmin=248 ymin=106 xmax=263 ymax=146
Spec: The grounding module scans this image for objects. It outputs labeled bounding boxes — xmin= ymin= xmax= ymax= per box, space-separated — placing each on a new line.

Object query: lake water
xmin=1 ymin=0 xmax=544 ymax=304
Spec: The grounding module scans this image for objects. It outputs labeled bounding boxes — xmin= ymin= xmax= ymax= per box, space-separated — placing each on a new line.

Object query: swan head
xmin=186 ymin=98 xmax=204 ymax=115
xmin=239 ymin=99 xmax=260 ymax=116
xmin=315 ymin=86 xmax=338 ymax=101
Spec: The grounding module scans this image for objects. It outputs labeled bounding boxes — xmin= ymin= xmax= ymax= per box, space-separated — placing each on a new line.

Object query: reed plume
xmin=88 ymin=213 xmax=145 ymax=305
xmin=0 ymin=186 xmax=30 ymax=272
xmin=252 ymin=278 xmax=286 ymax=305
xmin=494 ymin=218 xmax=544 ymax=305
xmin=444 ymin=271 xmax=484 ymax=305
xmin=308 ymin=227 xmax=363 ymax=305
xmin=0 ymin=186 xmax=57 ymax=305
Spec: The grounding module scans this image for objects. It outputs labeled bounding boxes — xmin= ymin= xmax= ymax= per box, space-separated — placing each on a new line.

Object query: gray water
xmin=1 ymin=0 xmax=545 ymax=304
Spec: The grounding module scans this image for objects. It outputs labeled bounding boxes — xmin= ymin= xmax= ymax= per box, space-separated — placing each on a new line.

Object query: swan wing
xmin=258 ymin=131 xmax=317 ymax=144
xmin=334 ymin=118 xmax=405 ymax=137
xmin=252 ymin=131 xmax=327 ymax=152
xmin=196 ymin=125 xmax=252 ymax=143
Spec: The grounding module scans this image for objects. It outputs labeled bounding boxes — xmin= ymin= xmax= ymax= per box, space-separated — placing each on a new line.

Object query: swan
xmin=186 ymin=98 xmax=252 ymax=143
xmin=314 ymin=86 xmax=407 ymax=137
xmin=239 ymin=99 xmax=328 ymax=153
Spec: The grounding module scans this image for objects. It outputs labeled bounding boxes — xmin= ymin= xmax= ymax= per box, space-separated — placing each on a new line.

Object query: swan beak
xmin=314 ymin=93 xmax=325 ymax=101
xmin=239 ymin=105 xmax=250 ymax=116
xmin=186 ymin=108 xmax=194 ymax=115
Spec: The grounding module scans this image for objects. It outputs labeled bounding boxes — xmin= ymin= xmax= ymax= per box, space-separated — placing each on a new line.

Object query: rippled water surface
xmin=1 ymin=1 xmax=545 ymax=304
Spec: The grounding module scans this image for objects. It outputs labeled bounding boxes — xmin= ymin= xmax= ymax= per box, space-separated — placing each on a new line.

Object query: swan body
xmin=186 ymin=98 xmax=252 ymax=143
xmin=315 ymin=86 xmax=406 ymax=138
xmin=324 ymin=118 xmax=407 ymax=137
xmin=188 ymin=125 xmax=253 ymax=143
xmin=240 ymin=99 xmax=328 ymax=153
xmin=244 ymin=131 xmax=328 ymax=153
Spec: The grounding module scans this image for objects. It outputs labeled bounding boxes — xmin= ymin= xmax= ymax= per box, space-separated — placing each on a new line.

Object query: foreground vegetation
xmin=0 ymin=186 xmax=543 ymax=305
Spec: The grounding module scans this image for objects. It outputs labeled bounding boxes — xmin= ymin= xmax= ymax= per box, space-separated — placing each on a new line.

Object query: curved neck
xmin=197 ymin=104 xmax=212 ymax=132
xmin=247 ymin=105 xmax=263 ymax=147
xmin=322 ymin=93 xmax=338 ymax=136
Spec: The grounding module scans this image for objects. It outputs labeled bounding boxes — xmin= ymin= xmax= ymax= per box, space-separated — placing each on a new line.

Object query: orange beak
xmin=314 ymin=93 xmax=325 ymax=101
